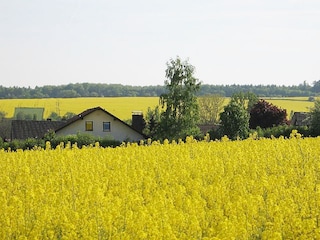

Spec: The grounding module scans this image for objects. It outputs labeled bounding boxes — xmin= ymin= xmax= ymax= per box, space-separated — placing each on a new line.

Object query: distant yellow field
xmin=0 ymin=97 xmax=160 ymax=120
xmin=267 ymin=97 xmax=314 ymax=117
xmin=217 ymin=97 xmax=313 ymax=118
xmin=0 ymin=97 xmax=315 ymax=120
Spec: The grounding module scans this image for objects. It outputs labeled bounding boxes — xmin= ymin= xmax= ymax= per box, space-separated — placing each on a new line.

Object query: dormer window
xmin=85 ymin=121 xmax=93 ymax=131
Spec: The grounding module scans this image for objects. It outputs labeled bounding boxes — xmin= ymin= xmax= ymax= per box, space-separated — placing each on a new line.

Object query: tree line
xmin=1 ymin=81 xmax=320 ymax=99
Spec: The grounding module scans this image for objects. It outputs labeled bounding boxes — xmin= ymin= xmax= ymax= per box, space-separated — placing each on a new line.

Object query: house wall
xmin=56 ymin=110 xmax=145 ymax=142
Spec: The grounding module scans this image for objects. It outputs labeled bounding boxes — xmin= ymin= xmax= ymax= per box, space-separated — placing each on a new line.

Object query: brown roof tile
xmin=11 ymin=120 xmax=65 ymax=140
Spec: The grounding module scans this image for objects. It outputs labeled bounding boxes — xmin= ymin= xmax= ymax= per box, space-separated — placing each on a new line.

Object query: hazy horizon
xmin=0 ymin=81 xmax=315 ymax=89
xmin=1 ymin=1 xmax=319 ymax=88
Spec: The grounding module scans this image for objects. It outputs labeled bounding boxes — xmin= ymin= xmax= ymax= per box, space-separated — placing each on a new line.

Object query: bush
xmin=219 ymin=101 xmax=250 ymax=140
xmin=50 ymin=134 xmax=78 ymax=149
xmin=207 ymin=128 xmax=223 ymax=141
xmin=7 ymin=139 xmax=24 ymax=151
xmin=207 ymin=125 xmax=311 ymax=141
xmin=0 ymin=133 xmax=122 ymax=151
xmin=100 ymin=136 xmax=121 ymax=148
xmin=74 ymin=133 xmax=96 ymax=147
xmin=250 ymin=99 xmax=288 ymax=129
xmin=252 ymin=125 xmax=310 ymax=138
xmin=24 ymin=138 xmax=44 ymax=149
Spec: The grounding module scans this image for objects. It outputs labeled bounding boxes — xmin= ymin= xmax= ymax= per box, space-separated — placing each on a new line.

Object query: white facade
xmin=56 ymin=109 xmax=145 ymax=142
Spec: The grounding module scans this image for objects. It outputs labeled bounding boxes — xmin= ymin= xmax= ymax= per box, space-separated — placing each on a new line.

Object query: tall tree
xmin=198 ymin=94 xmax=225 ymax=124
xmin=219 ymin=100 xmax=250 ymax=140
xmin=156 ymin=57 xmax=201 ymax=140
xmin=231 ymin=91 xmax=258 ymax=112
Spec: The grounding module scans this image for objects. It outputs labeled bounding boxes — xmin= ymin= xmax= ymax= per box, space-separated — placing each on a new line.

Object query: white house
xmin=55 ymin=107 xmax=146 ymax=142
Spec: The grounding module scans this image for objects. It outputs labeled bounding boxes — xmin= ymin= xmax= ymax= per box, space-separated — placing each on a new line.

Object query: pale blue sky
xmin=0 ymin=0 xmax=319 ymax=88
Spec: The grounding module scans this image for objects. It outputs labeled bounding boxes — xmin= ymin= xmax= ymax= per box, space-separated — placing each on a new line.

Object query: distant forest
xmin=1 ymin=81 xmax=320 ymax=98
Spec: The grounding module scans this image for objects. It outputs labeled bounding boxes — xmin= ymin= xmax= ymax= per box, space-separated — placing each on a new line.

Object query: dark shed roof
xmin=11 ymin=120 xmax=65 ymax=140
xmin=291 ymin=112 xmax=310 ymax=126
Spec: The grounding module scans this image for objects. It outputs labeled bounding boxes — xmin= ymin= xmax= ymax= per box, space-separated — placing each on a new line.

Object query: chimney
xmin=132 ymin=111 xmax=144 ymax=133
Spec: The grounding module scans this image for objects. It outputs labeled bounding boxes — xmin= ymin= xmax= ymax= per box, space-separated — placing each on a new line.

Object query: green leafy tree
xmin=48 ymin=112 xmax=61 ymax=121
xmin=62 ymin=112 xmax=76 ymax=120
xmin=312 ymin=80 xmax=320 ymax=93
xmin=156 ymin=57 xmax=201 ymax=140
xmin=198 ymin=94 xmax=225 ymax=124
xmin=58 ymin=90 xmax=79 ymax=98
xmin=231 ymin=91 xmax=258 ymax=112
xmin=219 ymin=100 xmax=250 ymax=140
xmin=309 ymin=99 xmax=320 ymax=136
xmin=143 ymin=106 xmax=162 ymax=138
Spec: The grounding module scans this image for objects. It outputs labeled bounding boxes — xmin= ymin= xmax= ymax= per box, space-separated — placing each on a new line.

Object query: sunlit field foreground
xmin=1 ymin=134 xmax=320 ymax=239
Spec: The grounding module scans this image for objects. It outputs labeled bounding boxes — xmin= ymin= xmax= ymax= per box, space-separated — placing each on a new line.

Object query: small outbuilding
xmin=290 ymin=112 xmax=310 ymax=126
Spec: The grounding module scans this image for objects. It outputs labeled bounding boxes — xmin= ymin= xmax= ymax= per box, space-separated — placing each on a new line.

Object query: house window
xmin=103 ymin=122 xmax=111 ymax=132
xmin=85 ymin=121 xmax=93 ymax=131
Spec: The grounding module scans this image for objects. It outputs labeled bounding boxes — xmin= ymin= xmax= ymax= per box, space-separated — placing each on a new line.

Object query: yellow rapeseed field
xmin=0 ymin=97 xmax=160 ymax=120
xmin=0 ymin=97 xmax=314 ymax=120
xmin=267 ymin=97 xmax=314 ymax=116
xmin=1 ymin=133 xmax=320 ymax=239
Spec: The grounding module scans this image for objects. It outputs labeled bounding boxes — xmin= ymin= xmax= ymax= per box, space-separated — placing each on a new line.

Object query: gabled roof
xmin=55 ymin=106 xmax=147 ymax=137
xmin=11 ymin=120 xmax=65 ymax=140
xmin=291 ymin=111 xmax=310 ymax=126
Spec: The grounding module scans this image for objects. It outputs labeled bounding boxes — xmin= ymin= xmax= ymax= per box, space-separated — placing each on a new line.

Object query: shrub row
xmin=0 ymin=125 xmax=314 ymax=151
xmin=253 ymin=125 xmax=311 ymax=138
xmin=0 ymin=132 xmax=121 ymax=151
xmin=208 ymin=125 xmax=311 ymax=140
